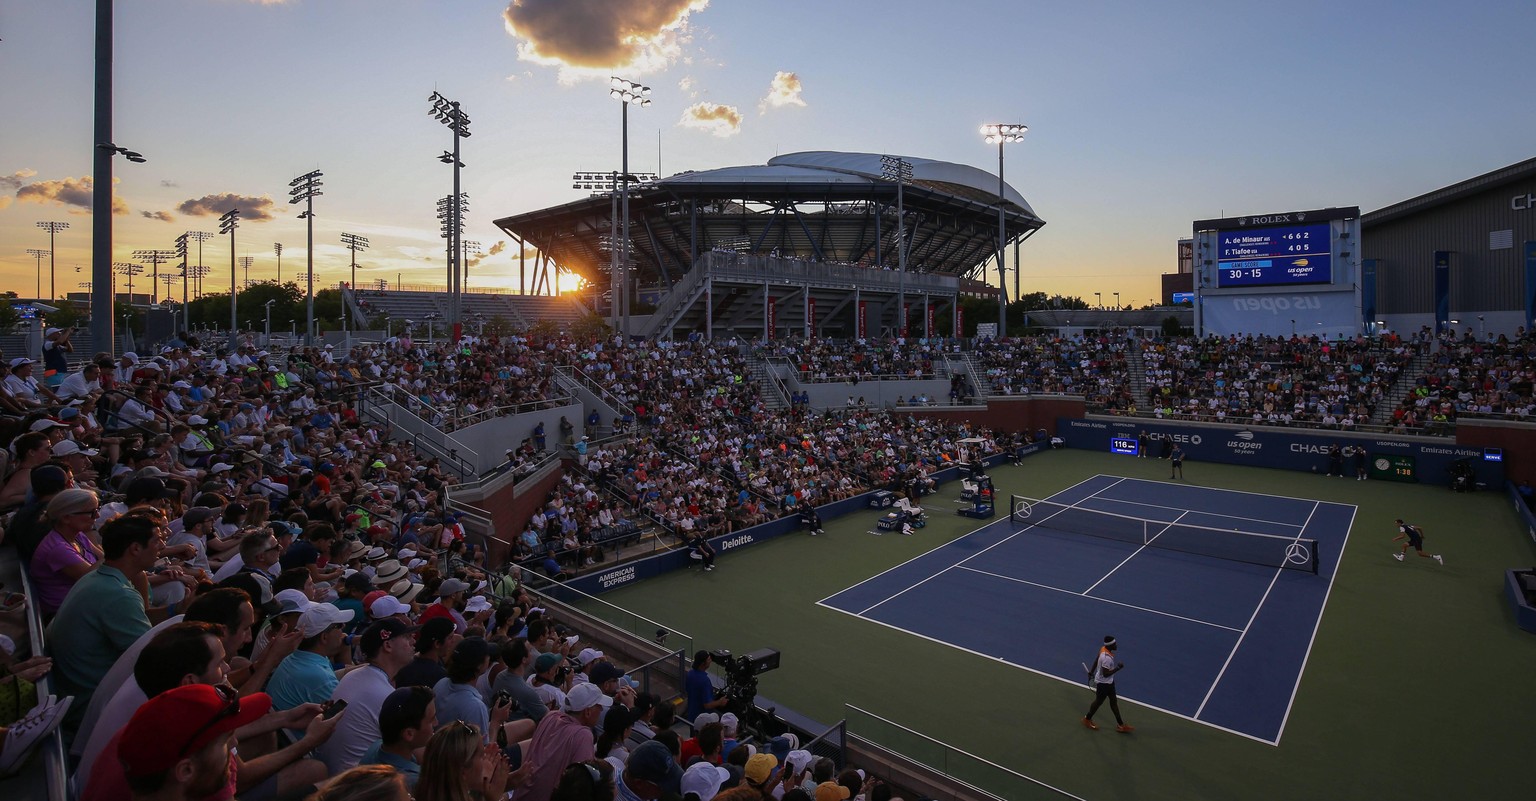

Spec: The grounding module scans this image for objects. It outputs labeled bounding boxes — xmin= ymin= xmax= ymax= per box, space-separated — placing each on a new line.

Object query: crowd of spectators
xmin=1136 ymin=333 xmax=1417 ymax=429
xmin=970 ymin=334 xmax=1133 ymax=408
xmin=1382 ymin=327 xmax=1535 ymax=433
xmin=1 ymin=326 xmax=942 ymax=801
xmin=755 ymin=339 xmax=951 ymax=382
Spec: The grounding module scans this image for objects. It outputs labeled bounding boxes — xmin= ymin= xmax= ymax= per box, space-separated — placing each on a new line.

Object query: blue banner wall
xmin=1361 ymin=259 xmax=1377 ymax=330
xmin=1525 ymin=241 xmax=1535 ymax=329
xmin=1434 ymin=251 xmax=1450 ymax=334
xmin=1058 ymin=417 xmax=1504 ymax=488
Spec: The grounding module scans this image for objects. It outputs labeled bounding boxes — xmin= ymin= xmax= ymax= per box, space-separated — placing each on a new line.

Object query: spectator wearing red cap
xmin=115 ymin=685 xmax=267 ymax=800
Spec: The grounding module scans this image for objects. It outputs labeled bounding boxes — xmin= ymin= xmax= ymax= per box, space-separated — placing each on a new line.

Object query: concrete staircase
xmin=1125 ymin=341 xmax=1148 ymax=408
xmin=747 ymin=356 xmax=789 ymax=411
xmin=946 ymin=352 xmax=989 ymax=398
xmin=1368 ymin=344 xmax=1432 ymax=427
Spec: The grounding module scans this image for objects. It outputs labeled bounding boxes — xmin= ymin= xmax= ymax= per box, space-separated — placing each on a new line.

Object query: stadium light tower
xmin=174 ymin=234 xmax=192 ymax=330
xmin=981 ymin=123 xmax=1027 ymax=337
xmin=24 ymin=249 xmax=49 ymax=298
xmin=340 ymin=232 xmax=370 ymax=290
xmin=461 ymin=240 xmax=481 ymax=291
xmin=610 ymin=76 xmax=650 ymax=339
xmin=133 ymin=249 xmax=175 ymax=304
xmin=429 ymin=91 xmax=471 ymax=336
xmin=185 ymin=231 xmax=213 ymax=299
xmin=239 ymin=256 xmax=255 ymax=288
xmin=218 ymin=208 xmax=240 ymax=343
xmin=37 ymin=221 xmax=69 ymax=299
xmin=881 ymin=155 xmax=913 ymax=336
xmin=113 ymin=261 xmax=143 ymax=306
xmin=289 ymin=170 xmax=323 ymax=343
xmin=274 ymin=242 xmax=283 ymax=283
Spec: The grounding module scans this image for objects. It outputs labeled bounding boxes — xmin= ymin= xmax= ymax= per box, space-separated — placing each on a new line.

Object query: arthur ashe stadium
xmin=492 ymin=150 xmax=1042 ymax=339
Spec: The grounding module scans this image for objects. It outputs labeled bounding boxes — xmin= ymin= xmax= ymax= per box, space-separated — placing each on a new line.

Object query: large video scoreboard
xmin=1217 ymin=223 xmax=1332 ymax=288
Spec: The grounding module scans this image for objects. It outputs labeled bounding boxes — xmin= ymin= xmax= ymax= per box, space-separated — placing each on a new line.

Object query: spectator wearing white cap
xmin=523 ymin=682 xmax=611 ymax=801
xmin=681 ymin=760 xmax=732 ymax=801
xmin=41 ymin=325 xmax=74 ymax=385
xmin=5 ymin=357 xmax=56 ymax=407
xmin=267 ymin=602 xmax=354 ymax=721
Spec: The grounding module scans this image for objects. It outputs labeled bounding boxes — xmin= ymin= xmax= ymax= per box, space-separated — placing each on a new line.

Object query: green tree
xmin=44 ymin=298 xmax=86 ymax=329
xmin=568 ymin=313 xmax=611 ymax=342
xmin=0 ymin=303 xmax=21 ymax=333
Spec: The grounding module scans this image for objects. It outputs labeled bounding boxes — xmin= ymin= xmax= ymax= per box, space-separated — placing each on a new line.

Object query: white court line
xmin=1114 ymin=476 xmax=1338 ymax=506
xmin=955 ymin=565 xmax=1243 ymax=633
xmin=814 ymin=473 xmax=1114 ymax=608
xmin=1084 ymin=494 xmax=1307 ymax=530
xmin=1273 ymin=502 xmax=1357 ymax=743
xmin=1082 ymin=511 xmax=1190 ymax=596
xmin=812 ymin=595 xmax=1281 ymax=746
xmin=1194 ymin=499 xmax=1322 ymax=719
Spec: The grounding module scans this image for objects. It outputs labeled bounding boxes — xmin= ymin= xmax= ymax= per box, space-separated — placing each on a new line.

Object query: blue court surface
xmin=818 ymin=475 xmax=1355 ymax=744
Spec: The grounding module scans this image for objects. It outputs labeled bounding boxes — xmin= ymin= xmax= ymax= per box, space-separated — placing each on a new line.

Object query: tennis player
xmin=1169 ymin=445 xmax=1184 ymax=480
xmin=1082 ymin=635 xmax=1133 ymax=733
xmin=1392 ymin=519 xmax=1443 ymax=564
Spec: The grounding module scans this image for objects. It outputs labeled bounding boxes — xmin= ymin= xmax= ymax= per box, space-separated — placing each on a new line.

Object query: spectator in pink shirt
xmin=29 ymin=488 xmax=103 ymax=614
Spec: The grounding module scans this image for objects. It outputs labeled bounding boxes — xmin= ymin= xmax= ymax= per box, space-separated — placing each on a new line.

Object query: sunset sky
xmin=2 ymin=0 xmax=1534 ymax=307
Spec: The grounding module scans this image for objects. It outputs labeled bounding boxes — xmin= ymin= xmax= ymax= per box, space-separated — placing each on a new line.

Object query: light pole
xmin=274 ymin=242 xmax=283 ymax=283
xmin=1094 ymin=291 xmax=1102 ymax=309
xmin=186 ymin=231 xmax=213 ymax=298
xmin=25 ymin=249 xmax=49 ymax=298
xmin=437 ymin=193 xmax=469 ymax=293
xmin=462 ymin=240 xmax=481 ymax=292
xmin=93 ymin=134 xmax=146 ymax=355
xmin=186 ymin=265 xmax=210 ymax=300
xmin=264 ymin=299 xmax=276 ymax=345
xmin=133 ymin=249 xmax=175 ymax=304
xmin=36 ymin=221 xmax=69 ymax=299
xmin=1114 ymin=291 xmax=1120 ymax=310
xmin=980 ymin=123 xmax=1026 ymax=336
xmin=113 ymin=261 xmax=143 ymax=306
xmin=289 ymin=170 xmax=323 ymax=344
xmin=881 ymin=155 xmax=913 ymax=336
xmin=429 ymin=91 xmax=470 ymax=338
xmin=610 ymin=76 xmax=650 ymax=339
xmin=238 ymin=256 xmax=254 ymax=288
xmin=174 ymin=233 xmax=191 ymax=331
xmin=340 ymin=232 xmax=369 ymax=290
xmin=218 ymin=208 xmax=239 ymax=344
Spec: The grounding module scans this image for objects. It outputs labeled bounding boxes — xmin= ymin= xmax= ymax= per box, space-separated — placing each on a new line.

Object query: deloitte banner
xmin=1058 ymin=417 xmax=1504 ymax=488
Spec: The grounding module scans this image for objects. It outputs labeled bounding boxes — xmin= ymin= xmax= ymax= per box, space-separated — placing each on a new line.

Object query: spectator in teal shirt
xmin=47 ymin=513 xmax=162 ymax=736
xmin=268 ymin=603 xmax=354 ymax=716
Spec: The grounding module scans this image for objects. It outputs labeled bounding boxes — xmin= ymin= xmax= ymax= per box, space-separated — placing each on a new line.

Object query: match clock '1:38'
xmin=1368 ymin=454 xmax=1417 ymax=482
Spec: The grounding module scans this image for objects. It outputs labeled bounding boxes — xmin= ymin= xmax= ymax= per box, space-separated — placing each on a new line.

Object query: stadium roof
xmin=493 ymin=150 xmax=1044 ymax=289
xmin=1364 ymin=155 xmax=1536 ymax=227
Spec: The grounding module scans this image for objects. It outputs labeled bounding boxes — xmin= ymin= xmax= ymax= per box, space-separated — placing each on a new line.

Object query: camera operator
xmin=685 ymin=650 xmax=729 ymax=721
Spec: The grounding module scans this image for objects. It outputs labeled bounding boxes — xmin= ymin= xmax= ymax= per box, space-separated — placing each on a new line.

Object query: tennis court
xmin=818 ymin=474 xmax=1355 ymax=744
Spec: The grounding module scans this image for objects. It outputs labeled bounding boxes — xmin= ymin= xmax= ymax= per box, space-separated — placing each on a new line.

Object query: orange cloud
xmin=175 ymin=193 xmax=278 ymax=222
xmin=679 ymin=102 xmax=741 ymax=137
xmin=502 ymin=0 xmax=708 ymax=75
xmin=16 ymin=175 xmax=128 ymax=215
xmin=142 ymin=210 xmax=175 ymax=222
xmin=759 ymin=71 xmax=806 ymax=112
xmin=1 ymin=169 xmax=36 ymax=192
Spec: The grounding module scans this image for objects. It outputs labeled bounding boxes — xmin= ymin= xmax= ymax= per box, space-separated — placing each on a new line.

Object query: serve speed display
xmin=1217 ymin=223 xmax=1332 ymax=288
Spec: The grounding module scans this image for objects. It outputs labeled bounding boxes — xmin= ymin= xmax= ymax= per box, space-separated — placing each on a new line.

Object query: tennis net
xmin=1010 ymin=495 xmax=1319 ymax=574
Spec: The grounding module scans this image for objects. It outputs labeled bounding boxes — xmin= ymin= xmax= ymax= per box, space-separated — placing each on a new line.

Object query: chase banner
xmin=1058 ymin=417 xmax=1503 ymax=488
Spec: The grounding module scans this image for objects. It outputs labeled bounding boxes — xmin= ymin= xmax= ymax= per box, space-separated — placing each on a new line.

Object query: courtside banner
xmin=1199 ymin=290 xmax=1358 ymax=339
xmin=1058 ymin=417 xmax=1504 ymax=488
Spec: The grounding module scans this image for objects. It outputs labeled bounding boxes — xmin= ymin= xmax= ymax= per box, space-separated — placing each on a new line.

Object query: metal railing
xmin=524 ymin=579 xmax=694 ymax=658
xmin=362 ymin=385 xmax=480 ymax=477
xmin=16 ymin=561 xmax=67 ymax=801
